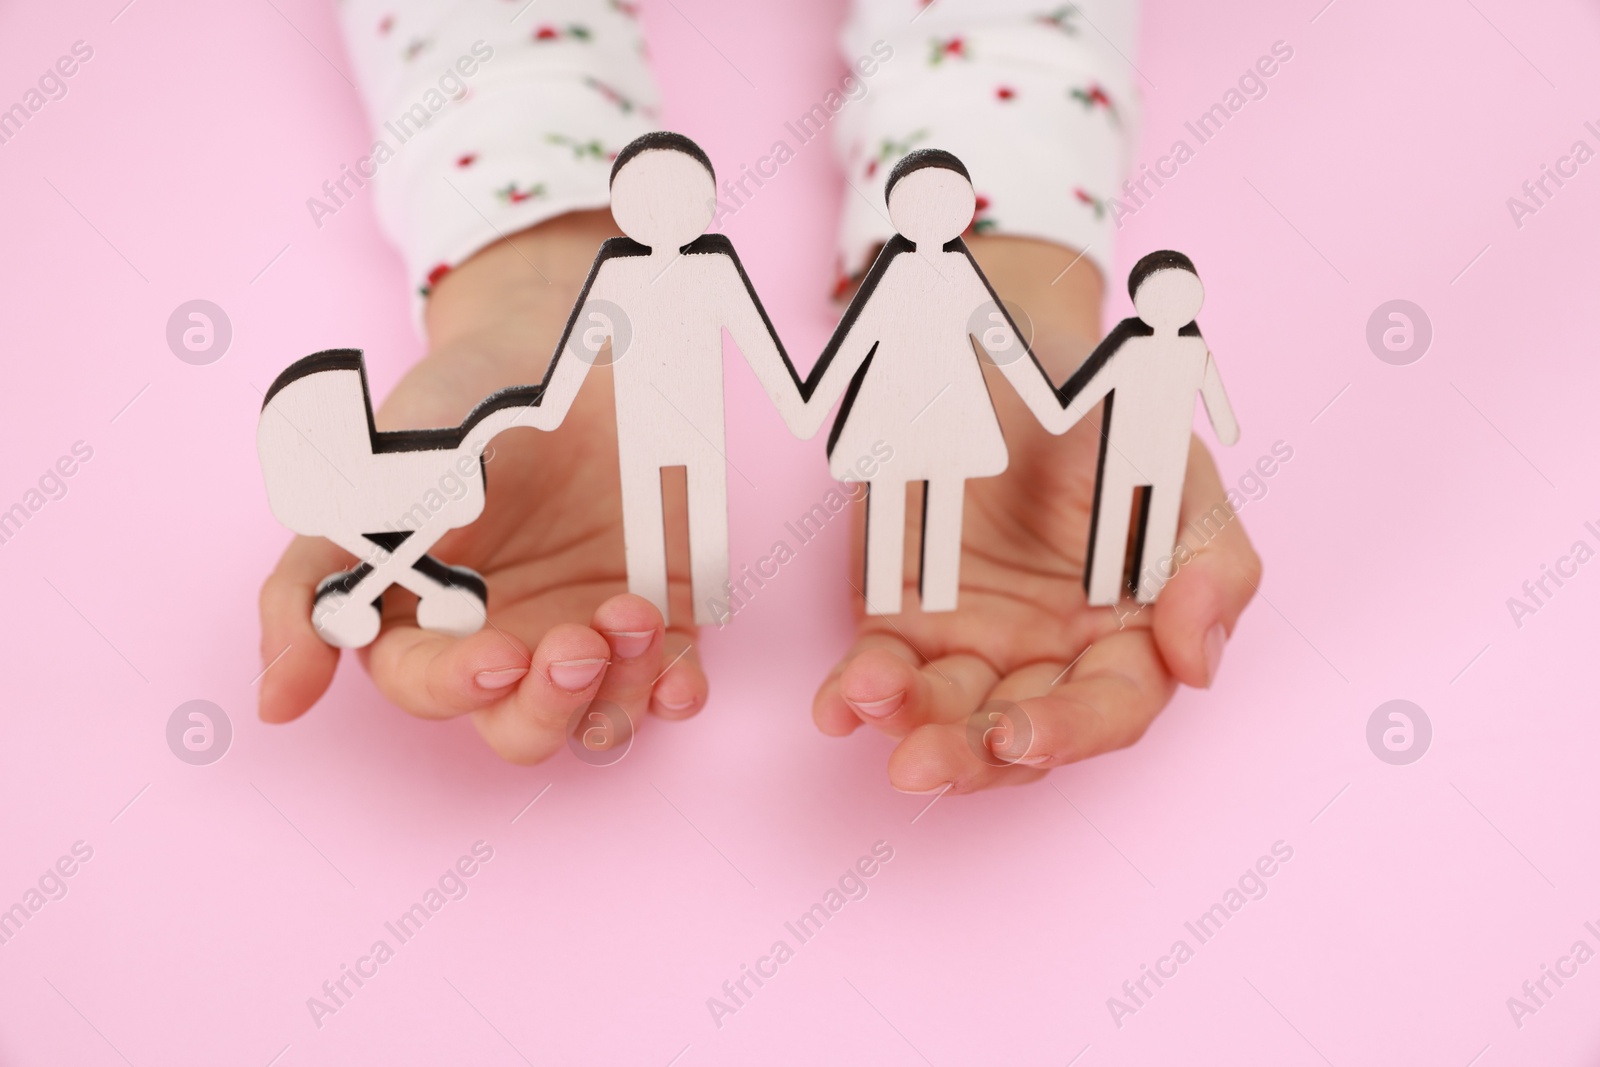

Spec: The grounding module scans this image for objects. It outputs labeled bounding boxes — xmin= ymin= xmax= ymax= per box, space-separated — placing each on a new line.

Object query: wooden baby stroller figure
xmin=257 ymin=350 xmax=556 ymax=648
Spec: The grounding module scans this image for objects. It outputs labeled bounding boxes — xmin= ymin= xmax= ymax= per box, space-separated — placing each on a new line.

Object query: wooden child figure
xmin=1062 ymin=250 xmax=1240 ymax=606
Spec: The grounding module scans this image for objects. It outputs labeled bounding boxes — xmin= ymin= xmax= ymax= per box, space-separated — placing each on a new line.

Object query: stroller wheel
xmin=313 ymin=571 xmax=384 ymax=649
xmin=417 ymin=565 xmax=489 ymax=637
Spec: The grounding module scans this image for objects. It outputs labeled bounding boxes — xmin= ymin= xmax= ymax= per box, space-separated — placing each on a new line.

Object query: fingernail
xmin=893 ymin=782 xmax=951 ymax=795
xmin=1203 ymin=623 xmax=1227 ymax=686
xmin=1013 ymin=754 xmax=1051 ymax=766
xmin=549 ymin=658 xmax=606 ymax=692
xmin=604 ymin=630 xmax=655 ymax=660
xmin=846 ymin=694 xmax=903 ymax=719
xmin=475 ymin=666 xmax=529 ymax=691
xmin=652 ymin=693 xmax=695 ymax=713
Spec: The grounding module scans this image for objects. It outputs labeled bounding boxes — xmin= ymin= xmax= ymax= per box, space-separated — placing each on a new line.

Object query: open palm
xmin=258 ymin=216 xmax=704 ymax=761
xmin=811 ymin=237 xmax=1261 ymax=793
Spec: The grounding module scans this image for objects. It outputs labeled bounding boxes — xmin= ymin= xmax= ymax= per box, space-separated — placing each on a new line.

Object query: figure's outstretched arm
xmin=1051 ymin=322 xmax=1131 ymax=425
xmin=1199 ymin=350 xmax=1240 ymax=445
xmin=700 ymin=236 xmax=883 ymax=441
xmin=710 ymin=247 xmax=814 ymax=438
xmin=709 ymin=236 xmax=896 ymax=441
xmin=976 ymin=301 xmax=1079 ymax=435
xmin=959 ymin=251 xmax=1110 ymax=435
xmin=530 ymin=246 xmax=631 ymax=430
xmin=786 ymin=238 xmax=922 ymax=439
xmin=796 ymin=304 xmax=881 ymax=441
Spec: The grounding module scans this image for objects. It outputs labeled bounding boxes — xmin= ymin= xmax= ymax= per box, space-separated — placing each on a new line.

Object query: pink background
xmin=3 ymin=0 xmax=1599 ymax=1063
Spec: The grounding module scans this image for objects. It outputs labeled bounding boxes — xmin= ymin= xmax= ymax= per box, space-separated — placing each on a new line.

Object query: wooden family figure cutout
xmin=255 ymin=131 xmax=1240 ymax=649
xmin=802 ymin=150 xmax=1239 ymax=614
xmin=535 ymin=131 xmax=816 ymax=626
xmin=257 ymin=132 xmax=812 ymax=647
xmin=802 ymin=149 xmax=1089 ymax=614
xmin=1065 ymin=251 xmax=1239 ymax=606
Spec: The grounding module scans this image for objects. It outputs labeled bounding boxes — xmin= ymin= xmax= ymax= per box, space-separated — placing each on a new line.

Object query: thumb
xmin=1151 ymin=440 xmax=1262 ymax=689
xmin=258 ymin=535 xmax=354 ymax=722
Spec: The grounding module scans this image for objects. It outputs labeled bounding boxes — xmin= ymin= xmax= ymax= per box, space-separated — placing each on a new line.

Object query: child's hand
xmin=812 ymin=236 xmax=1262 ymax=793
xmin=257 ymin=212 xmax=706 ymax=762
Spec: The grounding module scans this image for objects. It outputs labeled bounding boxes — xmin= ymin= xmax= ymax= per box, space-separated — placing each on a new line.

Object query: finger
xmin=990 ymin=630 xmax=1176 ymax=769
xmin=258 ymin=536 xmax=355 ymax=724
xmin=365 ymin=623 xmax=533 ymax=720
xmin=887 ymin=723 xmax=1049 ymax=795
xmin=838 ymin=650 xmax=999 ymax=737
xmin=586 ymin=594 xmax=667 ymax=740
xmin=471 ymin=624 xmax=612 ymax=765
xmin=649 ymin=628 xmax=706 ymax=720
xmin=885 ymin=630 xmax=1175 ymax=791
xmin=812 ymin=631 xmax=921 ymax=738
xmin=1152 ymin=439 xmax=1263 ymax=688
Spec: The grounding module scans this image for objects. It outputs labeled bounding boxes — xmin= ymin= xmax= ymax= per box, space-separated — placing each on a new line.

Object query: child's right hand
xmin=811 ymin=236 xmax=1262 ymax=794
xmin=257 ymin=212 xmax=707 ymax=763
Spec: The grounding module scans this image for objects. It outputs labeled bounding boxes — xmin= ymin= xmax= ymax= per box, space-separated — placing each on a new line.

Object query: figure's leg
xmin=1134 ymin=483 xmax=1185 ymax=603
xmin=685 ymin=461 xmax=730 ymax=626
xmin=863 ymin=480 xmax=907 ymax=615
xmin=919 ymin=478 xmax=966 ymax=613
xmin=1084 ymin=477 xmax=1139 ymax=607
xmin=618 ymin=458 xmax=671 ymax=622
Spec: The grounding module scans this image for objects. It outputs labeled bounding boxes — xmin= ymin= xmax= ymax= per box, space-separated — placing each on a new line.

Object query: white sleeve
xmin=334 ymin=0 xmax=660 ymax=309
xmin=834 ymin=0 xmax=1140 ymax=286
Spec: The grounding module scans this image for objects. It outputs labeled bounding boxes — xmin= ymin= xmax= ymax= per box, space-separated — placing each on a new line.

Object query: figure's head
xmin=1129 ymin=250 xmax=1203 ymax=331
xmin=886 ymin=149 xmax=976 ymax=248
xmin=609 ymin=132 xmax=717 ymax=250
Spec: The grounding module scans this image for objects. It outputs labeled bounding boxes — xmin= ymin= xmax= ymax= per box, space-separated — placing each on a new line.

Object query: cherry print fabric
xmin=336 ymin=0 xmax=1137 ymax=318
